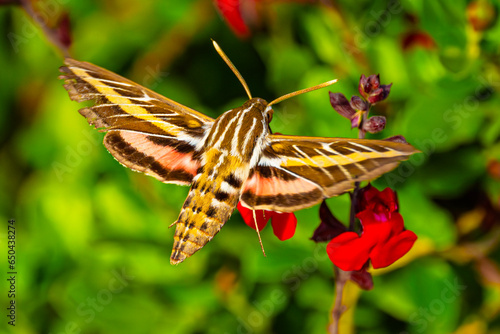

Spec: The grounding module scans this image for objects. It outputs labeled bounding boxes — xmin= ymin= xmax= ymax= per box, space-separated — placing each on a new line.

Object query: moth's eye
xmin=267 ymin=109 xmax=274 ymax=122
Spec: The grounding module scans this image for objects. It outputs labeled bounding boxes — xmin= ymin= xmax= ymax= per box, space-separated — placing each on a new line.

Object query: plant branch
xmin=328 ymin=267 xmax=350 ymax=334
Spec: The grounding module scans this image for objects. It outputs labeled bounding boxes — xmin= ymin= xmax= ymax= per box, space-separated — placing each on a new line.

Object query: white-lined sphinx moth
xmin=59 ymin=41 xmax=418 ymax=264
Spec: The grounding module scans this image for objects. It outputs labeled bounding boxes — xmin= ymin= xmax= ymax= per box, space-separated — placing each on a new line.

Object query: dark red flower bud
xmin=329 ymin=92 xmax=356 ymax=119
xmin=363 ymin=116 xmax=386 ymax=134
xmin=359 ymin=74 xmax=392 ymax=104
xmin=359 ymin=74 xmax=380 ymax=96
xmin=366 ymin=74 xmax=380 ymax=90
xmin=350 ymin=96 xmax=368 ymax=111
xmin=311 ymin=201 xmax=347 ymax=242
xmin=384 ymin=135 xmax=408 ymax=144
xmin=367 ymin=84 xmax=392 ymax=104
xmin=350 ymin=267 xmax=374 ymax=290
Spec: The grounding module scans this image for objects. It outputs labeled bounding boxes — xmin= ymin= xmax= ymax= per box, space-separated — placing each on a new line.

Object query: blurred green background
xmin=1 ymin=0 xmax=500 ymax=333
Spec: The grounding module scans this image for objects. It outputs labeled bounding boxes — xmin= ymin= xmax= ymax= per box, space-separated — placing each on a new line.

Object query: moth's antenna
xmin=268 ymin=79 xmax=338 ymax=107
xmin=212 ymin=39 xmax=252 ymax=100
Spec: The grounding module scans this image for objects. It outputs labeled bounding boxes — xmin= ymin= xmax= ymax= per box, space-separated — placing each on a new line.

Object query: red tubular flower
xmin=356 ymin=184 xmax=398 ymax=217
xmin=326 ymin=185 xmax=417 ymax=271
xmin=237 ymin=202 xmax=297 ymax=241
xmin=215 ymin=0 xmax=254 ymax=38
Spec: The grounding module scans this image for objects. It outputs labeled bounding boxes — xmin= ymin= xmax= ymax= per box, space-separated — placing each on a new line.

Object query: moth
xmin=59 ymin=41 xmax=418 ymax=264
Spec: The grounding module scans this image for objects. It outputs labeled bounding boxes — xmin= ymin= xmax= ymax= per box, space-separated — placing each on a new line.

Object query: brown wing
xmin=240 ymin=134 xmax=419 ymax=212
xmin=60 ymin=58 xmax=214 ymax=185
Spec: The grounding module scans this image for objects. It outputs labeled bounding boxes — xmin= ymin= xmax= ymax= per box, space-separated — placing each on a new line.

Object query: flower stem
xmin=328 ymin=267 xmax=350 ymax=334
xmin=349 ymin=183 xmax=360 ymax=231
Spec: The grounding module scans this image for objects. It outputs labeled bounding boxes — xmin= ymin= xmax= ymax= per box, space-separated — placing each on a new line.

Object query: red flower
xmin=357 ymin=184 xmax=399 ymax=218
xmin=237 ymin=202 xmax=297 ymax=241
xmin=215 ymin=0 xmax=255 ymax=38
xmin=326 ymin=186 xmax=417 ymax=271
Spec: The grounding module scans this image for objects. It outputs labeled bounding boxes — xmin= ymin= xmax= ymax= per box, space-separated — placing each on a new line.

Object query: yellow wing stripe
xmin=71 ymin=67 xmax=183 ymax=136
xmin=283 ymin=150 xmax=404 ymax=168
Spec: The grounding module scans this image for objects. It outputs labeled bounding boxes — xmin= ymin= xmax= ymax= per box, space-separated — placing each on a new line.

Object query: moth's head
xmin=244 ymin=97 xmax=273 ymax=123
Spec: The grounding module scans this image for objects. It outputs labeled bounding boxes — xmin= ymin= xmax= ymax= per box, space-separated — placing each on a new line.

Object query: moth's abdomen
xmin=170 ymin=151 xmax=247 ymax=264
xmin=170 ymin=190 xmax=227 ymax=265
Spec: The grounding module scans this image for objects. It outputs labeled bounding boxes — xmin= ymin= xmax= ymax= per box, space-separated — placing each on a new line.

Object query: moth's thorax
xmin=205 ymin=97 xmax=270 ymax=161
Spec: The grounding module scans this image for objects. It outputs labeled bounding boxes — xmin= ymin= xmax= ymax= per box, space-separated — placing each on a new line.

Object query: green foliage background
xmin=1 ymin=0 xmax=500 ymax=333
